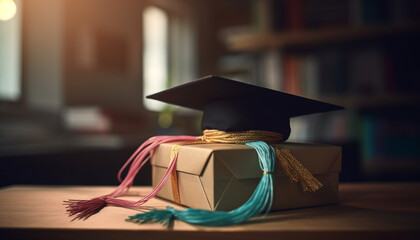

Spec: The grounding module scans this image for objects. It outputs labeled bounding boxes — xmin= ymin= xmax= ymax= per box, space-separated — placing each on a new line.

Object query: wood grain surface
xmin=0 ymin=183 xmax=419 ymax=239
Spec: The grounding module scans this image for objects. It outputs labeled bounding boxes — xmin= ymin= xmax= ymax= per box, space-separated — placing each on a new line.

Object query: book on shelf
xmin=360 ymin=115 xmax=420 ymax=162
xmin=303 ymin=0 xmax=351 ymax=29
xmin=316 ymin=50 xmax=347 ymax=95
xmin=300 ymin=55 xmax=319 ymax=97
xmin=260 ymin=50 xmax=283 ymax=91
xmin=218 ymin=53 xmax=261 ymax=86
xmin=287 ymin=0 xmax=304 ymax=31
xmin=347 ymin=48 xmax=386 ymax=95
xmin=283 ymin=55 xmax=301 ymax=94
xmin=257 ymin=0 xmax=420 ymax=33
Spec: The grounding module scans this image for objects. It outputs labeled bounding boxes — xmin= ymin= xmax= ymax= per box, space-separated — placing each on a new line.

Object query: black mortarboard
xmin=147 ymin=76 xmax=343 ymax=140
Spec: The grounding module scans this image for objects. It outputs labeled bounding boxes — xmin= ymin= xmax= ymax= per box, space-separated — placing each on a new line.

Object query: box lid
xmin=151 ymin=142 xmax=341 ymax=179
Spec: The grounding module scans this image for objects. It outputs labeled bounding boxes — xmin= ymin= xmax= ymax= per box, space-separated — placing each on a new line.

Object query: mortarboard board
xmin=147 ymin=75 xmax=344 ymax=140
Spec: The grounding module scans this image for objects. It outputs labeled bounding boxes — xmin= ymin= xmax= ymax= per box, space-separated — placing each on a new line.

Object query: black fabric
xmin=147 ymin=76 xmax=343 ymax=139
xmin=201 ymin=99 xmax=291 ymax=139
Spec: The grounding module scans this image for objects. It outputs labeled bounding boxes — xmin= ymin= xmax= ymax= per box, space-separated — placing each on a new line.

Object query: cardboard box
xmin=151 ymin=142 xmax=341 ymax=211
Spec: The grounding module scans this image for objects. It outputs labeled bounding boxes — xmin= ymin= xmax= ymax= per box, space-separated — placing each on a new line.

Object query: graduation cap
xmin=67 ymin=75 xmax=343 ymax=224
xmin=147 ymin=75 xmax=343 ymax=140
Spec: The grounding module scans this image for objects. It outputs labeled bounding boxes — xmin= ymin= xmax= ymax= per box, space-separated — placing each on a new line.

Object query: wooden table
xmin=0 ymin=183 xmax=419 ymax=240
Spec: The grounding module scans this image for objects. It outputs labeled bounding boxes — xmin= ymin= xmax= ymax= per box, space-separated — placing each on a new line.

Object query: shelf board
xmin=311 ymin=94 xmax=420 ymax=108
xmin=225 ymin=23 xmax=420 ymax=52
xmin=363 ymin=159 xmax=420 ymax=175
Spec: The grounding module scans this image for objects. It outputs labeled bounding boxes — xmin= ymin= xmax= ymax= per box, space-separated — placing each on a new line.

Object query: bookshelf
xmin=217 ymin=0 xmax=420 ymax=181
xmin=225 ymin=23 xmax=420 ymax=52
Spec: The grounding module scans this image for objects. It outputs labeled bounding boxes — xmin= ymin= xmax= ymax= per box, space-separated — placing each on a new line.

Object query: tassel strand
xmin=64 ymin=135 xmax=198 ymax=220
xmin=126 ymin=141 xmax=275 ymax=226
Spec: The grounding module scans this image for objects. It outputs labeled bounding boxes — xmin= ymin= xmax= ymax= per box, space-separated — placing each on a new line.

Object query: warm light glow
xmin=0 ymin=0 xmax=17 ymax=21
xmin=143 ymin=6 xmax=168 ymax=111
xmin=0 ymin=0 xmax=20 ymax=101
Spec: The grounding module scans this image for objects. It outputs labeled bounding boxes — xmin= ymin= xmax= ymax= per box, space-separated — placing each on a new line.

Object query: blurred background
xmin=1 ymin=0 xmax=419 ymax=187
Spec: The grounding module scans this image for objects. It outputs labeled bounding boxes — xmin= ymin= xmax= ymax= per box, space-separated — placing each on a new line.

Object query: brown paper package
xmin=151 ymin=142 xmax=342 ymax=211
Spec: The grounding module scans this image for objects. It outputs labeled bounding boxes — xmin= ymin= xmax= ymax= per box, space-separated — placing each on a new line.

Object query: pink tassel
xmin=64 ymin=135 xmax=198 ymax=220
xmin=64 ymin=197 xmax=107 ymax=220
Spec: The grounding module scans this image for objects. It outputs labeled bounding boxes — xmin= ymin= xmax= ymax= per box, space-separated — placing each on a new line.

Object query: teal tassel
xmin=126 ymin=141 xmax=275 ymax=226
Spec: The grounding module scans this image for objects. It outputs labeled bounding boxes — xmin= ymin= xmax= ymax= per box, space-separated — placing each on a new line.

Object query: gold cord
xmin=200 ymin=129 xmax=285 ymax=144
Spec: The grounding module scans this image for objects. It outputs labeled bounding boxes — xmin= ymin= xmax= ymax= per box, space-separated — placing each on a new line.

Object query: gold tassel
xmin=170 ymin=140 xmax=206 ymax=204
xmin=273 ymin=146 xmax=323 ymax=192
